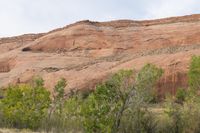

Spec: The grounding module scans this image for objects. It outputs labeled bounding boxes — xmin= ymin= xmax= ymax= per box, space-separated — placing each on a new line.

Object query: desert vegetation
xmin=0 ymin=56 xmax=200 ymax=133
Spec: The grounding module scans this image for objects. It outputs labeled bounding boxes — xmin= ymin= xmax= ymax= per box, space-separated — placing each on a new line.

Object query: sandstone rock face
xmin=1 ymin=14 xmax=200 ymax=95
xmin=0 ymin=34 xmax=44 ymax=54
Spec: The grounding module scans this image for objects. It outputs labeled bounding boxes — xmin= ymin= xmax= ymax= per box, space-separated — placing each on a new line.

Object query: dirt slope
xmin=1 ymin=14 xmax=200 ymax=95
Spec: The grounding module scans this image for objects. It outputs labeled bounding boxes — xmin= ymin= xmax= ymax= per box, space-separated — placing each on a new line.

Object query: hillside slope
xmin=1 ymin=14 xmax=200 ymax=95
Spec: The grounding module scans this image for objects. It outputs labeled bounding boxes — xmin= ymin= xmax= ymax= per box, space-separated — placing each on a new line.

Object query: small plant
xmin=175 ymin=88 xmax=187 ymax=103
xmin=165 ymin=101 xmax=184 ymax=133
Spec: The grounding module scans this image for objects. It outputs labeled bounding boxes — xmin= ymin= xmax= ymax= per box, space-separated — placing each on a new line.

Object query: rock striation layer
xmin=1 ymin=14 xmax=200 ymax=95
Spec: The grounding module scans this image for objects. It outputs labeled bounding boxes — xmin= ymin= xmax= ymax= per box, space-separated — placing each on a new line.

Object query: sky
xmin=0 ymin=0 xmax=200 ymax=37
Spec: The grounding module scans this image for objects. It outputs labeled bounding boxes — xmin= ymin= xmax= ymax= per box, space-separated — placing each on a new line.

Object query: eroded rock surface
xmin=1 ymin=14 xmax=200 ymax=95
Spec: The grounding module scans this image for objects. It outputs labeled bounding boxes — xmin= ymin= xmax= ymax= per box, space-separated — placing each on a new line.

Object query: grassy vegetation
xmin=0 ymin=56 xmax=200 ymax=133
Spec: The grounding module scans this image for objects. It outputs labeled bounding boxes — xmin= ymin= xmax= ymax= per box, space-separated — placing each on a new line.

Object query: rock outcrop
xmin=0 ymin=34 xmax=44 ymax=54
xmin=1 ymin=14 xmax=200 ymax=95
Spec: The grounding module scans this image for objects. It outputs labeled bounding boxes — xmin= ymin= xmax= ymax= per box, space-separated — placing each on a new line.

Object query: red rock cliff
xmin=0 ymin=14 xmax=200 ymax=95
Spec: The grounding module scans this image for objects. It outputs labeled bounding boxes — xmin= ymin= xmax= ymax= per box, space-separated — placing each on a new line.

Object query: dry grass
xmin=0 ymin=129 xmax=41 ymax=133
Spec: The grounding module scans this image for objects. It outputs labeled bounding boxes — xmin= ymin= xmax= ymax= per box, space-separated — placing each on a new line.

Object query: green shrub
xmin=1 ymin=79 xmax=51 ymax=129
xmin=156 ymin=114 xmax=174 ymax=133
xmin=119 ymin=105 xmax=158 ymax=133
xmin=175 ymin=88 xmax=187 ymax=103
xmin=165 ymin=102 xmax=184 ymax=133
xmin=42 ymin=95 xmax=84 ymax=133
xmin=163 ymin=92 xmax=200 ymax=133
xmin=181 ymin=100 xmax=200 ymax=133
xmin=189 ymin=56 xmax=200 ymax=91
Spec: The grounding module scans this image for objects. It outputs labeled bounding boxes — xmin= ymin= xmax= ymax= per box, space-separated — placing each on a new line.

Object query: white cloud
xmin=0 ymin=0 xmax=200 ymax=37
xmin=145 ymin=0 xmax=200 ymax=19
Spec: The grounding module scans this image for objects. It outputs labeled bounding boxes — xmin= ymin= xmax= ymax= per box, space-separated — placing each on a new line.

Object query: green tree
xmin=81 ymin=70 xmax=134 ymax=133
xmin=135 ymin=63 xmax=164 ymax=103
xmin=42 ymin=78 xmax=67 ymax=132
xmin=1 ymin=78 xmax=51 ymax=129
xmin=115 ymin=64 xmax=163 ymax=133
xmin=53 ymin=78 xmax=67 ymax=115
xmin=80 ymin=64 xmax=163 ymax=133
xmin=63 ymin=95 xmax=84 ymax=132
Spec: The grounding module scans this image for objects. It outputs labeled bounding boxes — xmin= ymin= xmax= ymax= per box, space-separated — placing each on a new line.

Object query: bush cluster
xmin=0 ymin=56 xmax=200 ymax=133
xmin=0 ymin=78 xmax=51 ymax=130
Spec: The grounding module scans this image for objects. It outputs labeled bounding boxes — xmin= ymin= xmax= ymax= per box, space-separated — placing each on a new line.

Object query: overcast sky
xmin=0 ymin=0 xmax=200 ymax=37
